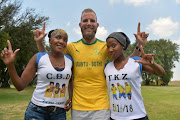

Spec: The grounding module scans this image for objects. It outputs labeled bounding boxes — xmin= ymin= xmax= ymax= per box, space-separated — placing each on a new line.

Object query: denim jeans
xmin=25 ymin=101 xmax=66 ymax=120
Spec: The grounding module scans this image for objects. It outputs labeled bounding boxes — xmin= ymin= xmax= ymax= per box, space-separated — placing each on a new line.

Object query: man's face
xmin=50 ymin=83 xmax=54 ymax=88
xmin=79 ymin=12 xmax=99 ymax=40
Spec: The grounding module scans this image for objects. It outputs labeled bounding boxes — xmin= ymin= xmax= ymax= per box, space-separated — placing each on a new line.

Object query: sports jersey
xmin=53 ymin=88 xmax=60 ymax=98
xmin=111 ymin=86 xmax=117 ymax=94
xmin=44 ymin=86 xmax=54 ymax=98
xmin=104 ymin=56 xmax=147 ymax=120
xmin=64 ymin=38 xmax=110 ymax=111
xmin=60 ymin=87 xmax=66 ymax=97
xmin=117 ymin=85 xmax=124 ymax=93
xmin=31 ymin=52 xmax=73 ymax=108
xmin=125 ymin=85 xmax=131 ymax=94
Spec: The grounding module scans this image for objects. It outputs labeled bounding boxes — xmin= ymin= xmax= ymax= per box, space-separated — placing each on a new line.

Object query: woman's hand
xmin=64 ymin=99 xmax=72 ymax=111
xmin=135 ymin=45 xmax=155 ymax=65
xmin=1 ymin=40 xmax=20 ymax=66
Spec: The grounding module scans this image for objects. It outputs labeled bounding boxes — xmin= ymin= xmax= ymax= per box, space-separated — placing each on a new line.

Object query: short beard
xmin=81 ymin=29 xmax=96 ymax=41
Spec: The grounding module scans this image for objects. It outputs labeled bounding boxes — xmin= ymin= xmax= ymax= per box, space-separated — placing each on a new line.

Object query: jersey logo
xmin=91 ymin=49 xmax=102 ymax=56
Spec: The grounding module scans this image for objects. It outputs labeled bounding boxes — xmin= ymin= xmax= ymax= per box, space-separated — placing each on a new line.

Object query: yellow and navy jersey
xmin=111 ymin=87 xmax=117 ymax=94
xmin=125 ymin=85 xmax=132 ymax=94
xmin=64 ymin=38 xmax=110 ymax=111
xmin=117 ymin=85 xmax=124 ymax=93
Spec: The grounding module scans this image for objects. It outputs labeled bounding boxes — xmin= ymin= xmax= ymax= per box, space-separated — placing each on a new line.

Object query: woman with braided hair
xmin=1 ymin=23 xmax=73 ymax=120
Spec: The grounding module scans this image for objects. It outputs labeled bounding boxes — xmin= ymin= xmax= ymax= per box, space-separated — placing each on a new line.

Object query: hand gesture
xmin=134 ymin=22 xmax=149 ymax=46
xmin=135 ymin=45 xmax=155 ymax=65
xmin=1 ymin=40 xmax=20 ymax=66
xmin=33 ymin=22 xmax=47 ymax=42
xmin=64 ymin=99 xmax=72 ymax=111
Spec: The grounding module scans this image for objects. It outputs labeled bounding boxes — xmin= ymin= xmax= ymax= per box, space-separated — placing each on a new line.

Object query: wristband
xmin=136 ymin=46 xmax=141 ymax=51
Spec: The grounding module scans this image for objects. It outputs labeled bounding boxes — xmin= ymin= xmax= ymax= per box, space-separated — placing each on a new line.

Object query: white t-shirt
xmin=104 ymin=56 xmax=146 ymax=120
xmin=31 ymin=52 xmax=73 ymax=108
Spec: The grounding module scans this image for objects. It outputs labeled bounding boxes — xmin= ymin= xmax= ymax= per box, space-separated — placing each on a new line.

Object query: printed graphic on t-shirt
xmin=60 ymin=84 xmax=67 ymax=97
xmin=107 ymin=72 xmax=134 ymax=113
xmin=110 ymin=82 xmax=133 ymax=113
xmin=44 ymin=82 xmax=66 ymax=98
xmin=110 ymin=82 xmax=132 ymax=101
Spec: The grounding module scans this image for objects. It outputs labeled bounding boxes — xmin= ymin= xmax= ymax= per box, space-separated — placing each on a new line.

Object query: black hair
xmin=50 ymin=82 xmax=54 ymax=85
xmin=48 ymin=30 xmax=54 ymax=38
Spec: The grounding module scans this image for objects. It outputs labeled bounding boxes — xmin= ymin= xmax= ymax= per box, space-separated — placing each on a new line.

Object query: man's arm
xmin=130 ymin=22 xmax=149 ymax=57
xmin=33 ymin=22 xmax=47 ymax=52
xmin=64 ymin=68 xmax=73 ymax=111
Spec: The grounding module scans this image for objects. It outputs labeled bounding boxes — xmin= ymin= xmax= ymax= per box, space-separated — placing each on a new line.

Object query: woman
xmin=104 ymin=32 xmax=165 ymax=120
xmin=1 ymin=23 xmax=73 ymax=120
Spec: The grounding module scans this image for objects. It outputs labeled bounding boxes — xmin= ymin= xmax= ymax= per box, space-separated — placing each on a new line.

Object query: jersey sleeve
xmin=130 ymin=56 xmax=142 ymax=74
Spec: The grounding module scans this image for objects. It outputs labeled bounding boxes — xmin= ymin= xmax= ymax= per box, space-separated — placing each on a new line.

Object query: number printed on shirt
xmin=113 ymin=104 xmax=133 ymax=112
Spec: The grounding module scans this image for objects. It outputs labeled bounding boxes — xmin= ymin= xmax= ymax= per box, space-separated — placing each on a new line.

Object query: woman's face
xmin=106 ymin=38 xmax=124 ymax=60
xmin=50 ymin=31 xmax=67 ymax=53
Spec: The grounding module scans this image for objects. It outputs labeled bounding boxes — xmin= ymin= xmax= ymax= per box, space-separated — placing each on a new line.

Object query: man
xmin=125 ymin=82 xmax=132 ymax=100
xmin=117 ymin=83 xmax=126 ymax=99
xmin=53 ymin=83 xmax=60 ymax=98
xmin=111 ymin=84 xmax=118 ymax=100
xmin=34 ymin=8 xmax=148 ymax=120
xmin=44 ymin=82 xmax=55 ymax=98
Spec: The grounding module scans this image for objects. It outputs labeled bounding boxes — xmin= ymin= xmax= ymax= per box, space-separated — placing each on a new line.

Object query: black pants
xmin=110 ymin=115 xmax=149 ymax=120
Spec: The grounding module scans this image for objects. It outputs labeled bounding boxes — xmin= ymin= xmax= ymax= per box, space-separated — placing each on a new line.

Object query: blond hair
xmin=81 ymin=8 xmax=97 ymax=21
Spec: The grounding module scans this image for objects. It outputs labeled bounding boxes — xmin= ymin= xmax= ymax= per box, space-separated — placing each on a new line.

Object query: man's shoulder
xmin=96 ymin=39 xmax=106 ymax=43
xmin=66 ymin=39 xmax=82 ymax=48
xmin=69 ymin=39 xmax=82 ymax=44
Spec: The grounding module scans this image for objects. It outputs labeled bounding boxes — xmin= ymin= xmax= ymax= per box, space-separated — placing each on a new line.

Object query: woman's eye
xmin=112 ymin=44 xmax=116 ymax=48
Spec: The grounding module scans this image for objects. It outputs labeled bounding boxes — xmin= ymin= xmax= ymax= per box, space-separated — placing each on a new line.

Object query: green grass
xmin=142 ymin=85 xmax=180 ymax=120
xmin=0 ymin=85 xmax=180 ymax=120
xmin=0 ymin=86 xmax=71 ymax=120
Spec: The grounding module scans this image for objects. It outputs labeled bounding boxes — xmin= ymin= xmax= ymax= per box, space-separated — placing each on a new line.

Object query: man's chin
xmin=83 ymin=34 xmax=94 ymax=40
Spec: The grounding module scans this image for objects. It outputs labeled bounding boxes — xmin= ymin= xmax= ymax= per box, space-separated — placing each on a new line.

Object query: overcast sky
xmin=21 ymin=0 xmax=180 ymax=81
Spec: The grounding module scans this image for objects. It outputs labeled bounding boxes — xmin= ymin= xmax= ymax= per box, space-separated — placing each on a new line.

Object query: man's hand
xmin=134 ymin=22 xmax=149 ymax=46
xmin=33 ymin=22 xmax=47 ymax=42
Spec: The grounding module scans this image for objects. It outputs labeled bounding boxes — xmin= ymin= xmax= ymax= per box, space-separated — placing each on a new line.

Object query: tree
xmin=0 ymin=0 xmax=49 ymax=87
xmin=125 ymin=39 xmax=179 ymax=85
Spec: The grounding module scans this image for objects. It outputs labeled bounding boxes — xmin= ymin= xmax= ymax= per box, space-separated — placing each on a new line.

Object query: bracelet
xmin=136 ymin=46 xmax=141 ymax=51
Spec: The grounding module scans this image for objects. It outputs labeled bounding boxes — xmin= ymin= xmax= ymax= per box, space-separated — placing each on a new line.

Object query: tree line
xmin=0 ymin=0 xmax=48 ymax=87
xmin=125 ymin=40 xmax=179 ymax=85
xmin=0 ymin=0 xmax=179 ymax=87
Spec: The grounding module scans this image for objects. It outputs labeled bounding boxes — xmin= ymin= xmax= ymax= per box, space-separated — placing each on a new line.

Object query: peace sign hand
xmin=1 ymin=40 xmax=20 ymax=66
xmin=33 ymin=22 xmax=47 ymax=42
xmin=134 ymin=22 xmax=149 ymax=46
xmin=135 ymin=45 xmax=155 ymax=65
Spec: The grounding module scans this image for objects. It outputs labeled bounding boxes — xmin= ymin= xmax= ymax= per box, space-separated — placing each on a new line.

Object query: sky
xmin=20 ymin=0 xmax=180 ymax=81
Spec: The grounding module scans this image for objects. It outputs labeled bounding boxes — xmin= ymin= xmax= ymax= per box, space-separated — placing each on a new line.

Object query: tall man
xmin=34 ymin=8 xmax=148 ymax=120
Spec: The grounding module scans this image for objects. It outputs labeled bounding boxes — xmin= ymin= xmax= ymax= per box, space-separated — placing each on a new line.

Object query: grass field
xmin=0 ymin=85 xmax=180 ymax=120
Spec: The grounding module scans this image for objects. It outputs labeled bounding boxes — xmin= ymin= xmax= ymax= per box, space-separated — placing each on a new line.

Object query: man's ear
xmin=97 ymin=23 xmax=99 ymax=28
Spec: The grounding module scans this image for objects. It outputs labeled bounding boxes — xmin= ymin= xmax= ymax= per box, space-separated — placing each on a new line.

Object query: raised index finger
xmin=137 ymin=22 xmax=141 ymax=34
xmin=7 ymin=40 xmax=12 ymax=51
xmin=42 ymin=22 xmax=46 ymax=32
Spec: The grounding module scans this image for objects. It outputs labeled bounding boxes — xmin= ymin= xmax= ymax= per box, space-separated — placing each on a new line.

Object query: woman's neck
xmin=114 ymin=55 xmax=128 ymax=70
xmin=49 ymin=51 xmax=63 ymax=58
